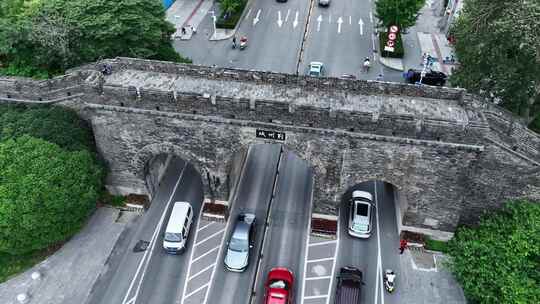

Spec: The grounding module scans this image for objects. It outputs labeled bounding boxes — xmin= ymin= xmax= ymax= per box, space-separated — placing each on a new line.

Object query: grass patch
xmin=425 ymin=238 xmax=449 ymax=253
xmin=0 ymin=250 xmax=51 ymax=283
xmin=215 ymin=1 xmax=247 ymax=29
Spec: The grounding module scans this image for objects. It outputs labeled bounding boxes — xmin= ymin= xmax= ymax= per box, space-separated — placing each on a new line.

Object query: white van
xmin=163 ymin=202 xmax=193 ymax=254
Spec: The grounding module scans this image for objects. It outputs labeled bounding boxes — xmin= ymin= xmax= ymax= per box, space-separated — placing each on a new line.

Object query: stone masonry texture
xmin=0 ymin=57 xmax=538 ymax=232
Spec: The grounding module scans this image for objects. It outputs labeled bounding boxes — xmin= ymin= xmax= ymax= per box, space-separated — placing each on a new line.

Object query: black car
xmin=404 ymin=69 xmax=447 ymax=86
xmin=335 ymin=266 xmax=363 ymax=304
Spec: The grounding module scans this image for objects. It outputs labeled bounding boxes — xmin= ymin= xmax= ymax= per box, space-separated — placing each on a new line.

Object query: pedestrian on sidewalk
xmin=399 ymin=239 xmax=407 ymax=254
xmin=181 ymin=27 xmax=186 ymax=35
xmin=191 ymin=25 xmax=196 ymax=34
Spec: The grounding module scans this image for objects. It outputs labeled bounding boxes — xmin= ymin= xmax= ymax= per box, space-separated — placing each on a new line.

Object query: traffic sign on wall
xmin=256 ymin=129 xmax=286 ymax=141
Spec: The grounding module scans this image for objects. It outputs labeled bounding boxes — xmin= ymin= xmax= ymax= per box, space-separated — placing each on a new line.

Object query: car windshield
xmin=164 ymin=232 xmax=182 ymax=242
xmin=269 ymin=280 xmax=288 ymax=290
xmin=229 ymin=236 xmax=248 ymax=252
xmin=309 ymin=70 xmax=319 ymax=76
xmin=356 ymin=203 xmax=369 ymax=216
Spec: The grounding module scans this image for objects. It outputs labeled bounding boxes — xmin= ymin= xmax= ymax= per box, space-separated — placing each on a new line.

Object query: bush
xmin=0 ymin=135 xmax=103 ymax=255
xmin=0 ymin=104 xmax=95 ymax=152
xmin=447 ymin=200 xmax=540 ymax=304
xmin=529 ymin=114 xmax=540 ymax=134
xmin=424 ymin=238 xmax=449 ymax=253
xmin=379 ymin=32 xmax=404 ymax=58
xmin=216 ymin=0 xmax=246 ymax=29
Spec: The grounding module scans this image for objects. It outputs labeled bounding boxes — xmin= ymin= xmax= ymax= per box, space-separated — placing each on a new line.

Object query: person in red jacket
xmin=399 ymin=239 xmax=407 ymax=254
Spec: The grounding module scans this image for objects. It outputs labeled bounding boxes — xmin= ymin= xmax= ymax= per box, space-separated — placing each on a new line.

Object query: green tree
xmin=0 ymin=135 xmax=103 ymax=255
xmin=450 ymin=0 xmax=540 ymax=131
xmin=220 ymin=0 xmax=241 ymax=16
xmin=0 ymin=104 xmax=95 ymax=152
xmin=0 ymin=0 xmax=190 ymax=78
xmin=374 ymin=0 xmax=425 ymax=32
xmin=447 ymin=200 xmax=540 ymax=304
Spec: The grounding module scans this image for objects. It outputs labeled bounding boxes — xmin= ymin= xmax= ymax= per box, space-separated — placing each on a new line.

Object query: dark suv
xmin=335 ymin=266 xmax=363 ymax=304
xmin=404 ymin=69 xmax=447 ymax=86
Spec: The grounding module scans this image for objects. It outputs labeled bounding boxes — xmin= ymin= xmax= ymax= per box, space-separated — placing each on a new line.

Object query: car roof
xmin=165 ymin=202 xmax=191 ymax=234
xmin=232 ymin=220 xmax=250 ymax=240
xmin=310 ymin=61 xmax=323 ymax=67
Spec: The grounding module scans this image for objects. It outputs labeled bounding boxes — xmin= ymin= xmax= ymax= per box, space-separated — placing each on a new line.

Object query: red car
xmin=264 ymin=267 xmax=294 ymax=304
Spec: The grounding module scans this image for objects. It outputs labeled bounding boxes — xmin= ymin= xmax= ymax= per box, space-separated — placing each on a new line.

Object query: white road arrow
xmin=285 ymin=9 xmax=291 ymax=22
xmin=359 ymin=18 xmax=364 ymax=35
xmin=277 ymin=11 xmax=283 ymax=27
xmin=293 ymin=11 xmax=299 ymax=28
xmin=317 ymin=15 xmax=323 ymax=32
xmin=337 ymin=17 xmax=343 ymax=33
xmin=253 ymin=9 xmax=261 ymax=26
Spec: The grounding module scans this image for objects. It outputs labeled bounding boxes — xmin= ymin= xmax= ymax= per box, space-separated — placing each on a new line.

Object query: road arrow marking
xmin=293 ymin=11 xmax=299 ymax=28
xmin=285 ymin=9 xmax=290 ymax=22
xmin=337 ymin=17 xmax=343 ymax=33
xmin=246 ymin=8 xmax=252 ymax=19
xmin=359 ymin=18 xmax=364 ymax=35
xmin=277 ymin=11 xmax=283 ymax=27
xmin=253 ymin=9 xmax=261 ymax=26
xmin=349 ymin=16 xmax=352 ymax=25
xmin=317 ymin=15 xmax=323 ymax=32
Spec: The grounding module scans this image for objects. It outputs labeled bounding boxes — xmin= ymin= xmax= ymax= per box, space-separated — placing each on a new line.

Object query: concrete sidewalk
xmin=379 ymin=0 xmax=458 ymax=75
xmin=0 ymin=208 xmax=135 ymax=304
xmin=167 ymin=0 xmax=214 ymax=40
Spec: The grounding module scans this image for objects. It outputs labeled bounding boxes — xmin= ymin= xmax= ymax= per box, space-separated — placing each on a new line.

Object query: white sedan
xmin=348 ymin=190 xmax=374 ymax=238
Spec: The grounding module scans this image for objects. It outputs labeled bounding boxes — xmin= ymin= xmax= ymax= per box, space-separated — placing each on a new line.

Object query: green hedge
xmin=424 ymin=238 xmax=449 ymax=253
xmin=379 ymin=32 xmax=404 ymax=59
xmin=215 ymin=1 xmax=247 ymax=29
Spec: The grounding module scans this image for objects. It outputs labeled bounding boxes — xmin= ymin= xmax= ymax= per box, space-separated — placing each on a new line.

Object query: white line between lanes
xmin=121 ymin=162 xmax=187 ymax=304
xmin=325 ymin=211 xmax=340 ymax=304
xmin=300 ymin=178 xmax=314 ymax=304
xmin=189 ymin=263 xmax=216 ymax=280
xmin=305 ymin=295 xmax=328 ymax=299
xmin=191 ymin=246 xmax=219 ymax=263
xmin=184 ymin=282 xmax=210 ymax=299
xmin=308 ymin=240 xmax=337 ymax=247
xmin=305 ymin=275 xmax=332 ymax=281
xmin=197 ymin=222 xmax=214 ymax=232
xmin=195 ymin=228 xmax=225 ymax=246
xmin=374 ymin=181 xmax=384 ymax=304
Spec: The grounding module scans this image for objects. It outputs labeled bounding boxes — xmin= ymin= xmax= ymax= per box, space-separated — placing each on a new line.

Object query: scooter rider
xmin=363 ymin=57 xmax=371 ymax=72
xmin=384 ymin=269 xmax=396 ymax=292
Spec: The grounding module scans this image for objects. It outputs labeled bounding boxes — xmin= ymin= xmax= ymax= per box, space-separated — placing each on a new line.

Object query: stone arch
xmin=131 ymin=142 xmax=208 ymax=180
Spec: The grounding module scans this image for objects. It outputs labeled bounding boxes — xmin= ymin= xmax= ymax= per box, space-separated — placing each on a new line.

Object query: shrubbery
xmin=216 ymin=0 xmax=246 ymax=29
xmin=447 ymin=200 xmax=540 ymax=304
xmin=379 ymin=32 xmax=404 ymax=59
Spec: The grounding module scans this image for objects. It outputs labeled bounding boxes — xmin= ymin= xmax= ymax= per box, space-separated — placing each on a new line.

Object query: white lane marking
xmin=125 ymin=297 xmax=136 ymax=304
xmin=359 ymin=18 xmax=364 ymax=35
xmin=329 ymin=14 xmax=332 ymax=24
xmin=305 ymin=295 xmax=329 ymax=299
xmin=184 ymin=282 xmax=209 ymax=299
xmin=293 ymin=11 xmax=299 ymax=28
xmin=253 ymin=9 xmax=261 ymax=26
xmin=180 ymin=200 xmax=208 ymax=304
xmin=305 ymin=275 xmax=332 ymax=281
xmin=307 ymin=257 xmax=335 ymax=263
xmin=197 ymin=222 xmax=214 ymax=232
xmin=317 ymin=15 xmax=323 ymax=32
xmin=372 ymin=32 xmax=377 ymax=52
xmin=370 ymin=12 xmax=373 ymax=24
xmin=195 ymin=228 xmax=225 ymax=246
xmin=121 ymin=163 xmax=187 ymax=304
xmin=285 ymin=9 xmax=291 ymax=22
xmin=191 ymin=246 xmax=219 ymax=263
xmin=277 ymin=11 xmax=283 ymax=27
xmin=337 ymin=17 xmax=343 ymax=33
xmin=349 ymin=16 xmax=351 ymax=25
xmin=300 ymin=179 xmax=315 ymax=304
xmin=202 ymin=218 xmax=232 ymax=304
xmin=374 ymin=181 xmax=384 ymax=304
xmin=308 ymin=240 xmax=337 ymax=247
xmin=188 ymin=263 xmax=216 ymax=280
xmin=245 ymin=8 xmax=252 ymax=20
xmin=325 ymin=212 xmax=340 ymax=304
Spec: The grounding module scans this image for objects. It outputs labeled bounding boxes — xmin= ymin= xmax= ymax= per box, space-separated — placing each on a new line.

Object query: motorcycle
xmin=239 ymin=36 xmax=248 ymax=50
xmin=383 ymin=269 xmax=396 ymax=293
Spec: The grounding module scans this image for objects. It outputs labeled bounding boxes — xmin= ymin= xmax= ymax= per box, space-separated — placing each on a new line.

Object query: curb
xmin=379 ymin=56 xmax=405 ymax=71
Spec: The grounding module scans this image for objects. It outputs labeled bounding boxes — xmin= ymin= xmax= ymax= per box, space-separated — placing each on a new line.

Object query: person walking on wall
xmin=399 ymin=239 xmax=407 ymax=254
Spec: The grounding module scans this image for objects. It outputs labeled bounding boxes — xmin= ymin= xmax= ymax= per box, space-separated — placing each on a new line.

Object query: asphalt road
xmin=254 ymin=151 xmax=313 ymax=303
xmin=87 ymin=157 xmax=204 ymax=304
xmin=333 ymin=180 xmax=401 ymax=304
xmin=206 ymin=144 xmax=282 ymax=304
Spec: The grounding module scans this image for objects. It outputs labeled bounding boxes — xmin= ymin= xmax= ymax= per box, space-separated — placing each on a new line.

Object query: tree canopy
xmin=0 ymin=135 xmax=103 ymax=255
xmin=450 ymin=0 xmax=540 ymax=131
xmin=447 ymin=200 xmax=540 ymax=304
xmin=374 ymin=0 xmax=425 ymax=32
xmin=0 ymin=0 xmax=189 ymax=78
